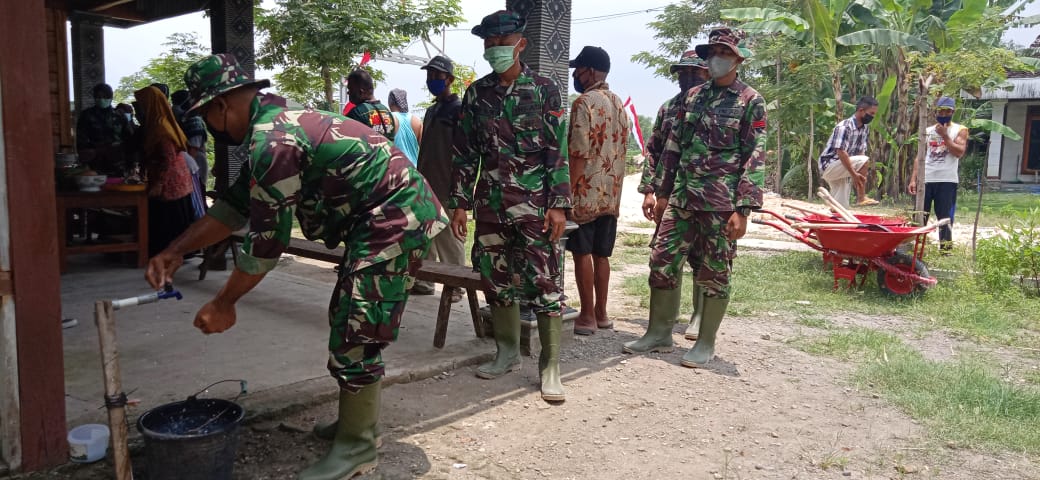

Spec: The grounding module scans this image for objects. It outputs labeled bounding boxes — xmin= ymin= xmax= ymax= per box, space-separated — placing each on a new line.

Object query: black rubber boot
xmin=537 ymin=313 xmax=564 ymax=402
xmin=684 ymin=284 xmax=705 ymax=341
xmin=298 ymin=382 xmax=380 ymax=480
xmin=622 ymin=287 xmax=680 ymax=353
xmin=476 ymin=304 xmax=522 ymax=379
xmin=681 ymin=296 xmax=729 ymax=368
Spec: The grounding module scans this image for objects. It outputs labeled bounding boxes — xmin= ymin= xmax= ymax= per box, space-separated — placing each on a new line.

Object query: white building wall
xmin=1003 ymin=102 xmax=1028 ymax=182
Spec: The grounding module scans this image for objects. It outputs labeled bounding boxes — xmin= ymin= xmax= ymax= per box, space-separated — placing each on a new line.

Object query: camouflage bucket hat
xmin=184 ymin=54 xmax=271 ymax=113
xmin=670 ymin=49 xmax=707 ymax=73
xmin=695 ymin=28 xmax=747 ymax=60
xmin=471 ymin=10 xmax=526 ymax=39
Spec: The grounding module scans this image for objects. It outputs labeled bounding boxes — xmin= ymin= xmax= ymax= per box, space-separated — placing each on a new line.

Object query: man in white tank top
xmin=908 ymin=96 xmax=968 ymax=253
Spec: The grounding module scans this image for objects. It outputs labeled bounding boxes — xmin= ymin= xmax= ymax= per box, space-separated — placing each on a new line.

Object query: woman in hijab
xmin=133 ymin=85 xmax=197 ymax=256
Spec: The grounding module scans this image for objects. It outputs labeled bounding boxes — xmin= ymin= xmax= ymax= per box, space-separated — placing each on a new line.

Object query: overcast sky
xmin=95 ymin=0 xmax=1040 ymax=117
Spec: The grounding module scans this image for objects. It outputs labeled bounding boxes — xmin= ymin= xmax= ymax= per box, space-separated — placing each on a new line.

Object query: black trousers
xmin=923 ymin=182 xmax=957 ymax=249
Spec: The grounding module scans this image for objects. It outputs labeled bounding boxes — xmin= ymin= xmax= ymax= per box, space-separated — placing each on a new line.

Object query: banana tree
xmin=723 ymin=0 xmax=856 ymax=118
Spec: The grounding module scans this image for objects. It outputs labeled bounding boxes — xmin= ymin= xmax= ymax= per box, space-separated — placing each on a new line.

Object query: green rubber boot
xmin=537 ymin=313 xmax=565 ymax=402
xmin=684 ymin=284 xmax=705 ymax=341
xmin=681 ymin=296 xmax=729 ymax=368
xmin=622 ymin=287 xmax=680 ymax=354
xmin=476 ymin=304 xmax=522 ymax=379
xmin=312 ymin=421 xmax=382 ymax=448
xmin=298 ymin=382 xmax=380 ymax=480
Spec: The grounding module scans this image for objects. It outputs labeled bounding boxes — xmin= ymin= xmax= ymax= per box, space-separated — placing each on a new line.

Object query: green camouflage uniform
xmin=449 ymin=64 xmax=571 ymax=313
xmin=206 ymin=92 xmax=447 ymax=392
xmin=652 ymin=78 xmax=767 ymax=298
xmin=638 ymin=93 xmax=683 ymax=195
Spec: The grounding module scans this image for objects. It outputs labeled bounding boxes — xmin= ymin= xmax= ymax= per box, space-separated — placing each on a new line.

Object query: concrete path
xmin=59 ymin=255 xmax=492 ymax=428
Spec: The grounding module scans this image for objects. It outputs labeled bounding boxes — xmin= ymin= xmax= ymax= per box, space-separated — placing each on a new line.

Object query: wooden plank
xmin=0 ymin=271 xmax=11 ymax=296
xmin=2 ymin=0 xmax=67 ymax=469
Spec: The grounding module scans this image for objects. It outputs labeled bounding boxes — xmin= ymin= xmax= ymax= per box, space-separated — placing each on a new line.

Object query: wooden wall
xmin=46 ymin=8 xmax=74 ymax=153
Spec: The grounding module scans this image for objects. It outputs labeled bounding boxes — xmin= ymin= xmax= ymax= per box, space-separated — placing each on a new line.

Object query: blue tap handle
xmin=157 ymin=287 xmax=182 ymax=301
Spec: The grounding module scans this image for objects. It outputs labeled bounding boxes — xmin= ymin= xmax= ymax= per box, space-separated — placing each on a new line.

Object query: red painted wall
xmin=1 ymin=0 xmax=67 ymax=470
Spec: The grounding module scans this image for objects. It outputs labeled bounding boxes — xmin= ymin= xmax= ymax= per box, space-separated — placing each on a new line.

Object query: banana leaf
xmin=836 ymin=28 xmax=933 ymax=52
xmin=970 ymin=119 xmax=1023 ymax=141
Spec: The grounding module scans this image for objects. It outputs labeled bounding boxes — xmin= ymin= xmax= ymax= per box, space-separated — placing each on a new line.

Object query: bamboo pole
xmin=94 ymin=300 xmax=133 ymax=480
xmin=913 ymin=74 xmax=935 ymax=225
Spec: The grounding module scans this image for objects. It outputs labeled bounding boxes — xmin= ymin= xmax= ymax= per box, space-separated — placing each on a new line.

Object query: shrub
xmin=975 ymin=207 xmax=1040 ymax=296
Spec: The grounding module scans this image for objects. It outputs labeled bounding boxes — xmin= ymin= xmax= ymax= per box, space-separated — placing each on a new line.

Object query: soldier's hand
xmin=724 ymin=212 xmax=748 ymax=241
xmin=544 ymin=208 xmax=567 ymax=242
xmin=642 ymin=193 xmax=657 ymax=223
xmin=194 ymin=299 xmax=237 ymax=334
xmin=146 ymin=249 xmax=184 ymax=290
xmin=654 ymin=197 xmax=669 ymax=224
xmin=450 ymin=208 xmax=469 ymax=241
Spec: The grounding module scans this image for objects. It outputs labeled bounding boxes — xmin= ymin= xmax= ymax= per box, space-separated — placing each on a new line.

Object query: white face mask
xmin=707 ymin=56 xmax=736 ymax=79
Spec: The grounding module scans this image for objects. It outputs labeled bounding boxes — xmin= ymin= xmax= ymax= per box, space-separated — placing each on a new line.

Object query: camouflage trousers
xmin=649 ymin=207 xmax=736 ymax=298
xmin=473 ymin=221 xmax=563 ymax=315
xmin=327 ymin=247 xmax=425 ymax=393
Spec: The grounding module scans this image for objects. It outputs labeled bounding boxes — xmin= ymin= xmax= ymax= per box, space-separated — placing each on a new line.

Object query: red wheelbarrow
xmin=754 ymin=209 xmax=947 ymax=297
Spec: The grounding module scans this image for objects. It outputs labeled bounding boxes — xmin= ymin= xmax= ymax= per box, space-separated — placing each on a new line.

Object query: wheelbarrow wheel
xmin=877 ymin=253 xmax=929 ymax=297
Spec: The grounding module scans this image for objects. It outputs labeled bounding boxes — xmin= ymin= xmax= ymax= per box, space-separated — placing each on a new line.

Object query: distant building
xmin=978 ymin=35 xmax=1040 ymax=183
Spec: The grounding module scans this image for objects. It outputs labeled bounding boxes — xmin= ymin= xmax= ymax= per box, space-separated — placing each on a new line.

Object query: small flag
xmin=359 ymin=51 xmax=372 ymax=68
xmin=624 ymin=97 xmax=646 ymax=154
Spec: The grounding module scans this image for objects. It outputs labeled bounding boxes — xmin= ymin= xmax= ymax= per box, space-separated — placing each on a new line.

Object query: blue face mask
xmin=573 ymin=76 xmax=585 ymax=94
xmin=936 ymin=115 xmax=952 ymax=125
xmin=426 ymin=79 xmax=448 ymax=96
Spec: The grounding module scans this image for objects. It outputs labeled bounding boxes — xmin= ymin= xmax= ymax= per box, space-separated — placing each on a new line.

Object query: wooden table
xmin=56 ymin=190 xmax=148 ymax=272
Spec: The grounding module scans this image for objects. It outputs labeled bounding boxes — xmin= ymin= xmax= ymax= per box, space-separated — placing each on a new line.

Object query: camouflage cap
xmin=695 ymin=28 xmax=747 ymax=60
xmin=183 ymin=53 xmax=271 ymax=113
xmin=669 ymin=50 xmax=707 ymax=73
xmin=471 ymin=10 xmax=525 ymax=39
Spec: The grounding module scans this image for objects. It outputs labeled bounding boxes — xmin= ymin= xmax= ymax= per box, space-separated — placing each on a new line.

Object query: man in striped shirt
xmin=817 ymin=96 xmax=880 ymax=207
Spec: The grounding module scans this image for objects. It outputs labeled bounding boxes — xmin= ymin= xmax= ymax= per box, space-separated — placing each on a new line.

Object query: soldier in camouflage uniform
xmin=639 ymin=50 xmax=714 ymax=343
xmin=623 ymin=29 xmax=766 ymax=369
xmin=145 ymin=54 xmax=446 ymax=480
xmin=450 ymin=10 xmax=571 ymax=402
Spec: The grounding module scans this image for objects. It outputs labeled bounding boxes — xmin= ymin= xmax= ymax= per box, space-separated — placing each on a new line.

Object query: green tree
xmin=256 ymin=0 xmax=463 ymax=112
xmin=114 ymin=32 xmax=209 ymax=103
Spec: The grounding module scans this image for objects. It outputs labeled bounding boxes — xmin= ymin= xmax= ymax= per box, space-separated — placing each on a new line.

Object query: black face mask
xmin=862 ymin=114 xmax=875 ymax=125
xmin=206 ymin=110 xmax=242 ymax=146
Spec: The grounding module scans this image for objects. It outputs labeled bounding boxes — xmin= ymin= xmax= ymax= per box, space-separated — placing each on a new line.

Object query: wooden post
xmin=94 ymin=300 xmax=133 ymax=480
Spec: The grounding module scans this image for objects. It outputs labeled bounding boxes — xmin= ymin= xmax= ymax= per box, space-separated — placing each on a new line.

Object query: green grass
xmin=796 ymin=327 xmax=1040 ymax=454
xmin=621 ymin=250 xmax=1040 ymax=342
xmin=955 ymin=192 xmax=1040 ymax=228
xmin=629 ymin=220 xmax=657 ymax=229
xmin=1026 ymin=370 xmax=1040 ymax=386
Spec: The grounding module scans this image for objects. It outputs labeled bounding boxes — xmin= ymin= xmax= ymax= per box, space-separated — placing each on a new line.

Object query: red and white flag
xmin=623 ymin=97 xmax=646 ymax=155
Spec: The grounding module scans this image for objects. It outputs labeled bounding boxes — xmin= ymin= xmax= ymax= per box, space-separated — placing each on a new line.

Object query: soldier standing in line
xmin=145 ymin=54 xmax=447 ymax=479
xmin=638 ymin=49 xmax=711 ymax=342
xmin=624 ymin=28 xmax=767 ymax=368
xmin=449 ymin=10 xmax=571 ymax=402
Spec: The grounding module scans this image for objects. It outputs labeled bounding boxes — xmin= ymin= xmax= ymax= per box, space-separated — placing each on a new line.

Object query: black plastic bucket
xmin=137 ymin=398 xmax=245 ymax=480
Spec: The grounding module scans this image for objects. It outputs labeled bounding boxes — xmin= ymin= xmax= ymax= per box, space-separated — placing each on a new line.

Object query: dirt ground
xmin=19 ymin=181 xmax=1037 ymax=479
xmin=25 ymin=258 xmax=1040 ymax=480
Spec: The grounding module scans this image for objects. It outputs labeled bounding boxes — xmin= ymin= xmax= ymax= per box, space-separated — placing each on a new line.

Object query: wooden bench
xmin=210 ymin=235 xmax=485 ymax=348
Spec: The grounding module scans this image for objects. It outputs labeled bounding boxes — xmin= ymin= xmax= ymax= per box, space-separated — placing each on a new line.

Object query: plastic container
xmin=67 ymin=423 xmax=110 ymax=463
xmin=137 ymin=398 xmax=244 ymax=480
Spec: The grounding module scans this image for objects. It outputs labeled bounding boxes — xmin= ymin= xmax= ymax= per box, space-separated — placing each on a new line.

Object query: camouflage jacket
xmin=449 ymin=64 xmax=571 ymax=224
xmin=347 ymin=100 xmax=398 ymax=141
xmin=208 ymin=93 xmax=447 ymax=275
xmin=76 ymin=106 xmax=132 ymax=149
xmin=658 ymin=78 xmax=767 ymax=212
xmin=638 ymin=91 xmax=684 ymax=195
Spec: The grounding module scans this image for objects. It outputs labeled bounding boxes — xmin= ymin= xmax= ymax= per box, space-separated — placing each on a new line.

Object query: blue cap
xmin=936 ymin=96 xmax=956 ymax=108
